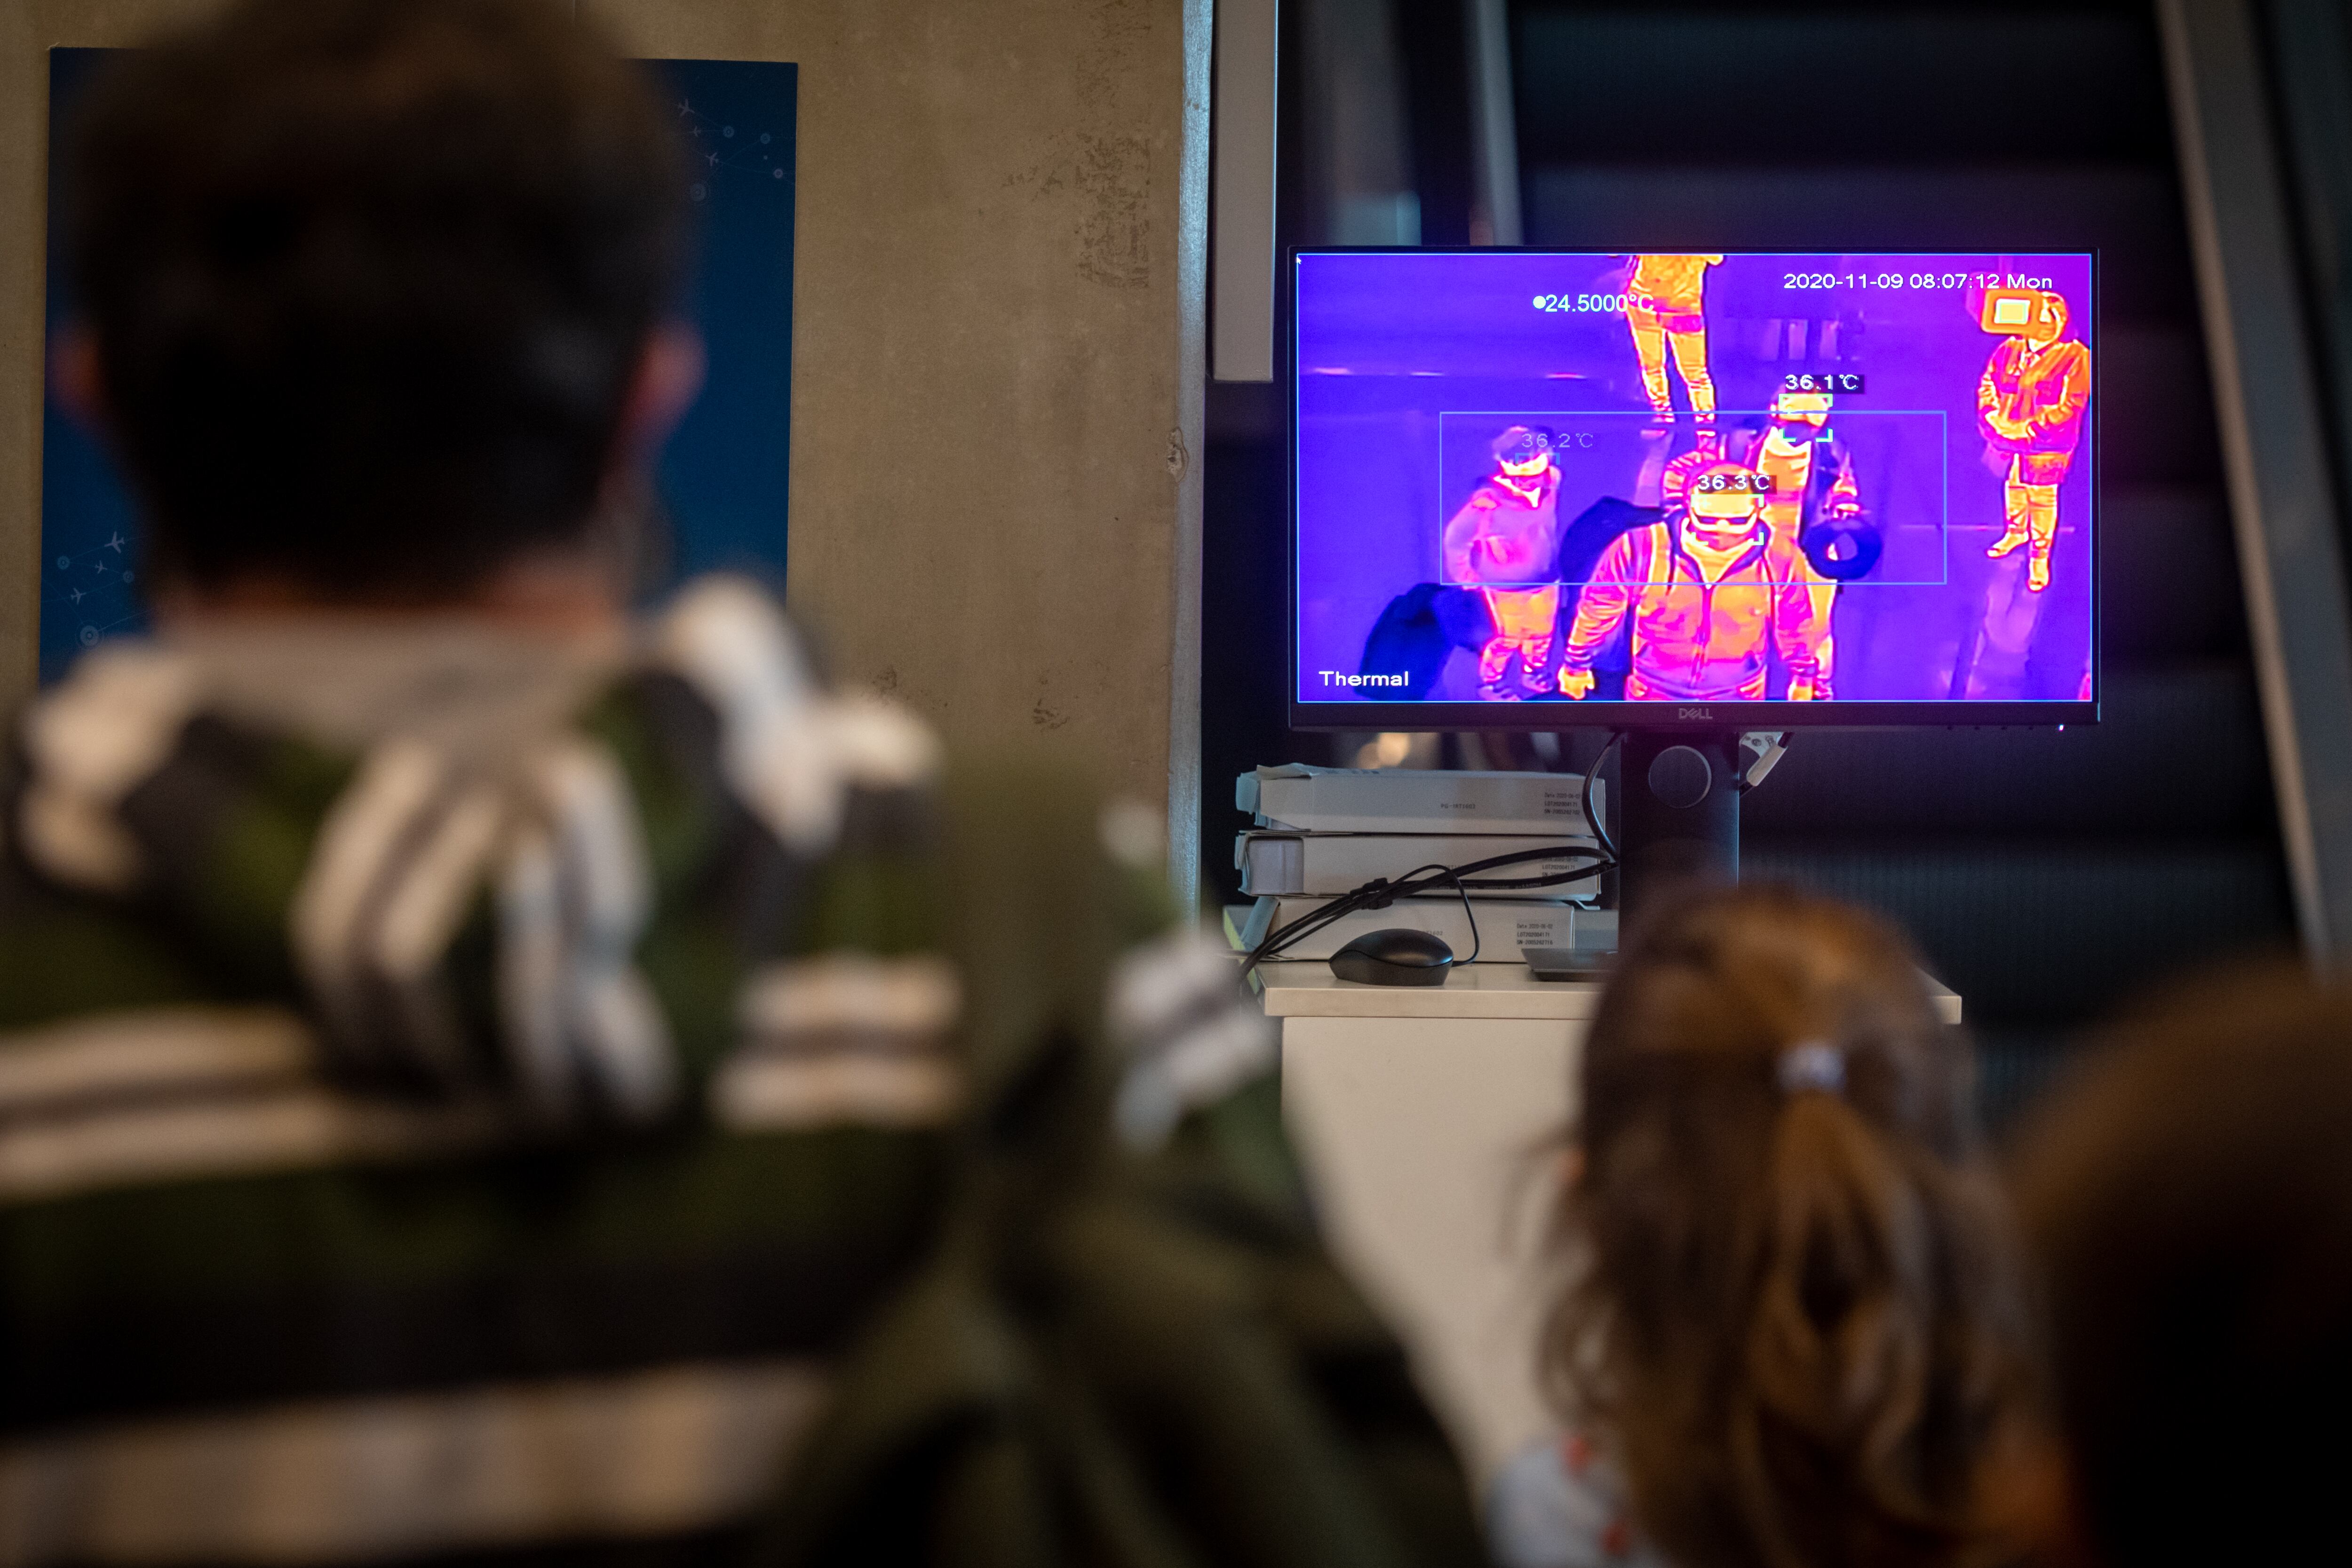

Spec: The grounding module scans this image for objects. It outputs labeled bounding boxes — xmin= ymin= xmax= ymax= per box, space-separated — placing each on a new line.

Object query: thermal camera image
xmin=1298 ymin=252 xmax=2096 ymax=710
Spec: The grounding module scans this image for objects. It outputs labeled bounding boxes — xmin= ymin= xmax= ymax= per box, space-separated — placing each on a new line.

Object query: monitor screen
xmin=1291 ymin=251 xmax=2097 ymax=728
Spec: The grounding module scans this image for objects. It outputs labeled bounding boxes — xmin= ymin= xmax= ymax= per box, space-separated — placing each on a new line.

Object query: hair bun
xmin=1777 ymin=1040 xmax=1845 ymax=1097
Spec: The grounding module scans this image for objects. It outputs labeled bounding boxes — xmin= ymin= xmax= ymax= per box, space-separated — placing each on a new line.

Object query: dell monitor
xmin=1290 ymin=250 xmax=2097 ymax=732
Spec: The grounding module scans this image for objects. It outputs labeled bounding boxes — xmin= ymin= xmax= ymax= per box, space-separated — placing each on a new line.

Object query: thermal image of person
xmin=1558 ymin=462 xmax=1825 ymax=703
xmin=1741 ymin=386 xmax=1861 ymax=686
xmin=1444 ymin=425 xmax=1565 ymax=699
xmin=1979 ymin=289 xmax=2090 ymax=593
xmin=1624 ymin=254 xmax=1722 ymax=430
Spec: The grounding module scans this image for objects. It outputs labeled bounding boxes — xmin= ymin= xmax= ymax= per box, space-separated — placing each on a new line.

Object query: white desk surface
xmin=1261 ymin=959 xmax=1963 ymax=1025
xmin=1259 ymin=960 xmax=1603 ymax=1020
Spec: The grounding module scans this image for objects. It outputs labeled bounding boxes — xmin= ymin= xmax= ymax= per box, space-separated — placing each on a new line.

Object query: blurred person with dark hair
xmin=2006 ymin=970 xmax=2352 ymax=1568
xmin=0 ymin=3 xmax=1482 ymax=1566
xmin=1490 ymin=886 xmax=2025 ymax=1568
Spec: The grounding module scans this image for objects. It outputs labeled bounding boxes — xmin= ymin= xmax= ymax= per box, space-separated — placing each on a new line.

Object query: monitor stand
xmin=1616 ymin=729 xmax=1742 ymax=930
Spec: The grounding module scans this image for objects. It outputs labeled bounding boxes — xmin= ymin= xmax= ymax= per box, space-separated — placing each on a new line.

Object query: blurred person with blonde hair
xmin=1490 ymin=886 xmax=2025 ymax=1568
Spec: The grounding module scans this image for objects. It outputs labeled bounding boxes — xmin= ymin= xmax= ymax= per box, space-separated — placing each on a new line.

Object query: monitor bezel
xmin=1285 ymin=246 xmax=2101 ymax=732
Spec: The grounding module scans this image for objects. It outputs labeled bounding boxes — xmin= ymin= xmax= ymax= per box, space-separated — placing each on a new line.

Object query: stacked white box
xmin=1237 ymin=832 xmax=1601 ymax=899
xmin=1232 ymin=765 xmax=1610 ymax=964
xmin=1239 ymin=764 xmax=1597 ymax=834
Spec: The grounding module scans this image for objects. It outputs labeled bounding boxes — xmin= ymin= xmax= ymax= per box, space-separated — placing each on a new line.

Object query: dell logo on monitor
xmin=1679 ymin=707 xmax=1714 ymax=720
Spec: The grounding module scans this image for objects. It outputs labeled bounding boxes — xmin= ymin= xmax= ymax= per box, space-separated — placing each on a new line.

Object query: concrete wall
xmin=0 ymin=0 xmax=1211 ymax=891
xmin=594 ymin=0 xmax=1209 ymax=874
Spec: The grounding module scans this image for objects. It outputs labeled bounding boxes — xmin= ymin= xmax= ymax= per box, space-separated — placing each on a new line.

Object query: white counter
xmin=1266 ymin=958 xmax=1958 ymax=1486
xmin=1263 ymin=960 xmax=1609 ymax=1020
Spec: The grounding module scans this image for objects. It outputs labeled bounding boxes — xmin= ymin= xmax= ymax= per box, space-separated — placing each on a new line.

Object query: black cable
xmin=1582 ymin=731 xmax=1621 ymax=863
xmin=1239 ymin=840 xmax=1613 ymax=977
xmin=1239 ymin=860 xmax=1470 ymax=975
xmin=1251 ymin=858 xmax=1493 ymax=969
xmin=1442 ymin=864 xmax=1481 ymax=964
xmin=1236 ymin=746 xmax=1624 ymax=981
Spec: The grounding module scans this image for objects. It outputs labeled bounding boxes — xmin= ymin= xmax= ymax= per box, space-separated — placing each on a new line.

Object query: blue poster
xmin=650 ymin=59 xmax=797 ymax=588
xmin=37 ymin=50 xmax=795 ymax=682
xmin=37 ymin=49 xmax=137 ymax=680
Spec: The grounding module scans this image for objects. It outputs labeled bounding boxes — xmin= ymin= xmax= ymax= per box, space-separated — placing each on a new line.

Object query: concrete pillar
xmin=594 ymin=0 xmax=1211 ymax=895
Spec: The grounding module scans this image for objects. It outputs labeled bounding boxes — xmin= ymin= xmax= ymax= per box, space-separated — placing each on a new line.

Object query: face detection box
xmin=1980 ymin=287 xmax=2046 ymax=335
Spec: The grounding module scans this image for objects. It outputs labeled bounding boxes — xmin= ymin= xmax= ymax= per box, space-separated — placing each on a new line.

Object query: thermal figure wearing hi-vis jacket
xmin=1624 ymin=254 xmax=1722 ymax=428
xmin=1443 ymin=425 xmax=1565 ymax=700
xmin=1978 ymin=287 xmax=2091 ymax=593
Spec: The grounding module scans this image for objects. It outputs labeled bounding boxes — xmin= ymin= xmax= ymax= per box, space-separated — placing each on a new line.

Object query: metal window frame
xmin=2160 ymin=0 xmax=2352 ymax=957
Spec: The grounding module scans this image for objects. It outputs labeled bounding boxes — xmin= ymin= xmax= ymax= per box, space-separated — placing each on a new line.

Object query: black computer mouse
xmin=1329 ymin=927 xmax=1455 ymax=987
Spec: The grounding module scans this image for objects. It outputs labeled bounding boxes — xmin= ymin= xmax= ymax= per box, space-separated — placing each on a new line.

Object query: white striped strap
xmin=14 ymin=645 xmax=201 ymax=894
xmin=1108 ymin=931 xmax=1276 ymax=1148
xmin=713 ymin=954 xmax=962 ymax=1131
xmin=288 ymin=731 xmax=676 ymax=1123
xmin=0 ymin=1008 xmax=501 ymax=1207
xmin=0 ymin=1359 xmax=827 ymax=1568
xmin=651 ymin=577 xmax=939 ymax=857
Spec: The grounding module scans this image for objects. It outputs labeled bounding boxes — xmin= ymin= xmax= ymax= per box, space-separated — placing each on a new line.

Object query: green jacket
xmin=0 ymin=578 xmax=1481 ymax=1568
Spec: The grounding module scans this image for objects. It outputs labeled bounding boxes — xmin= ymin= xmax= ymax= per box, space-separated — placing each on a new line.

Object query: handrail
xmin=2160 ymin=0 xmax=2352 ymax=959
